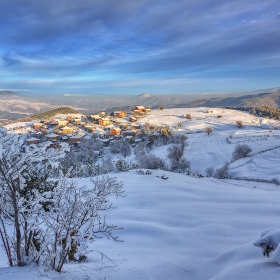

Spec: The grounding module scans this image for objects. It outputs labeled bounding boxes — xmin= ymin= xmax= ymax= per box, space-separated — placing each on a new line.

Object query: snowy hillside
xmin=1 ymin=171 xmax=280 ymax=279
xmin=135 ymin=107 xmax=280 ymax=174
xmin=1 ymin=107 xmax=280 ymax=279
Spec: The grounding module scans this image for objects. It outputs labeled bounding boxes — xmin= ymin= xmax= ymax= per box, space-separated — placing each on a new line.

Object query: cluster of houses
xmin=5 ymin=105 xmax=152 ymax=148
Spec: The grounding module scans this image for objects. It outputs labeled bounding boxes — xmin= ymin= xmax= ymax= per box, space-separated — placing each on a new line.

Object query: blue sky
xmin=0 ymin=0 xmax=280 ymax=95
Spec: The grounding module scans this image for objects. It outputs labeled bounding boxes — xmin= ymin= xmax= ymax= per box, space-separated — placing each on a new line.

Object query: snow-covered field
xmin=136 ymin=108 xmax=280 ymax=177
xmin=2 ymin=107 xmax=280 ymax=279
xmin=1 ymin=171 xmax=280 ymax=279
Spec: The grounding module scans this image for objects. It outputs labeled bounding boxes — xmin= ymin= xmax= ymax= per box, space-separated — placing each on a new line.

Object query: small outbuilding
xmin=46 ymin=133 xmax=59 ymax=141
xmin=27 ymin=137 xmax=40 ymax=145
xmin=69 ymin=135 xmax=83 ymax=144
xmin=124 ymin=129 xmax=136 ymax=137
xmin=134 ymin=105 xmax=146 ymax=112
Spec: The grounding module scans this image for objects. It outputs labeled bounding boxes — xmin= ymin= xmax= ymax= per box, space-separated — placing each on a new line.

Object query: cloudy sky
xmin=0 ymin=0 xmax=280 ymax=95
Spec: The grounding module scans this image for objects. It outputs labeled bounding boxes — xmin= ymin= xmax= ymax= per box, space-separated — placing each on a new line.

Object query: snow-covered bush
xmin=116 ymin=159 xmax=130 ymax=172
xmin=214 ymin=162 xmax=229 ymax=179
xmin=168 ymin=134 xmax=187 ymax=146
xmin=129 ymin=162 xmax=141 ymax=169
xmin=134 ymin=141 xmax=147 ymax=156
xmin=120 ymin=140 xmax=132 ymax=158
xmin=136 ymin=169 xmax=152 ymax=175
xmin=136 ymin=151 xmax=166 ymax=170
xmin=35 ymin=175 xmax=124 ymax=272
xmin=231 ymin=144 xmax=252 ymax=161
xmin=254 ymin=229 xmax=280 ymax=264
xmin=110 ymin=140 xmax=121 ymax=153
xmin=53 ymin=152 xmax=115 ymax=178
xmin=205 ymin=167 xmax=214 ymax=177
xmin=146 ymin=154 xmax=166 ymax=169
xmin=167 ymin=144 xmax=184 ymax=169
xmin=0 ymin=134 xmax=69 ymax=266
xmin=178 ymin=157 xmax=191 ymax=172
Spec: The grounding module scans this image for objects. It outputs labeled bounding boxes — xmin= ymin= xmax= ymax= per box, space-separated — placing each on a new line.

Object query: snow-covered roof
xmin=69 ymin=134 xmax=84 ymax=139
xmin=99 ymin=139 xmax=110 ymax=143
xmin=61 ymin=126 xmax=72 ymax=130
xmin=91 ymin=115 xmax=100 ymax=119
xmin=47 ymin=133 xmax=58 ymax=138
xmin=27 ymin=137 xmax=39 ymax=141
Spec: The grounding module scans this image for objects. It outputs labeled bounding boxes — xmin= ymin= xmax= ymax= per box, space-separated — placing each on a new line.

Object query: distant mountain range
xmin=0 ymin=90 xmax=21 ymax=97
xmin=1 ymin=87 xmax=280 ymax=122
xmin=105 ymin=88 xmax=280 ymax=113
xmin=0 ymin=91 xmax=57 ymax=121
xmin=173 ymin=88 xmax=280 ymax=109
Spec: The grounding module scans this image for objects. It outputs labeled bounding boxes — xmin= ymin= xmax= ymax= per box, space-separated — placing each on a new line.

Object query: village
xmin=0 ymin=105 xmax=153 ymax=150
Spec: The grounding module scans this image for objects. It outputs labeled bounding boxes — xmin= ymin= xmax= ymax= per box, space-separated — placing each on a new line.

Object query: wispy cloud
xmin=0 ymin=0 xmax=279 ymax=94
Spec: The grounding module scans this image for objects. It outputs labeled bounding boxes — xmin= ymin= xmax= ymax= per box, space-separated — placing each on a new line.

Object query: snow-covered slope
xmin=1 ymin=171 xmax=280 ymax=279
xmin=136 ymin=107 xmax=280 ymax=174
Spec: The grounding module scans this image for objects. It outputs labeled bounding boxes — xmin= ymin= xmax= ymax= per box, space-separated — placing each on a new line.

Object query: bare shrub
xmin=186 ymin=114 xmax=191 ymax=119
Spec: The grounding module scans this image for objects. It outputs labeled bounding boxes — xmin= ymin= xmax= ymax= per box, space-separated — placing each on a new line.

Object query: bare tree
xmin=186 ymin=114 xmax=191 ymax=119
xmin=204 ymin=126 xmax=213 ymax=135
xmin=158 ymin=105 xmax=164 ymax=110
